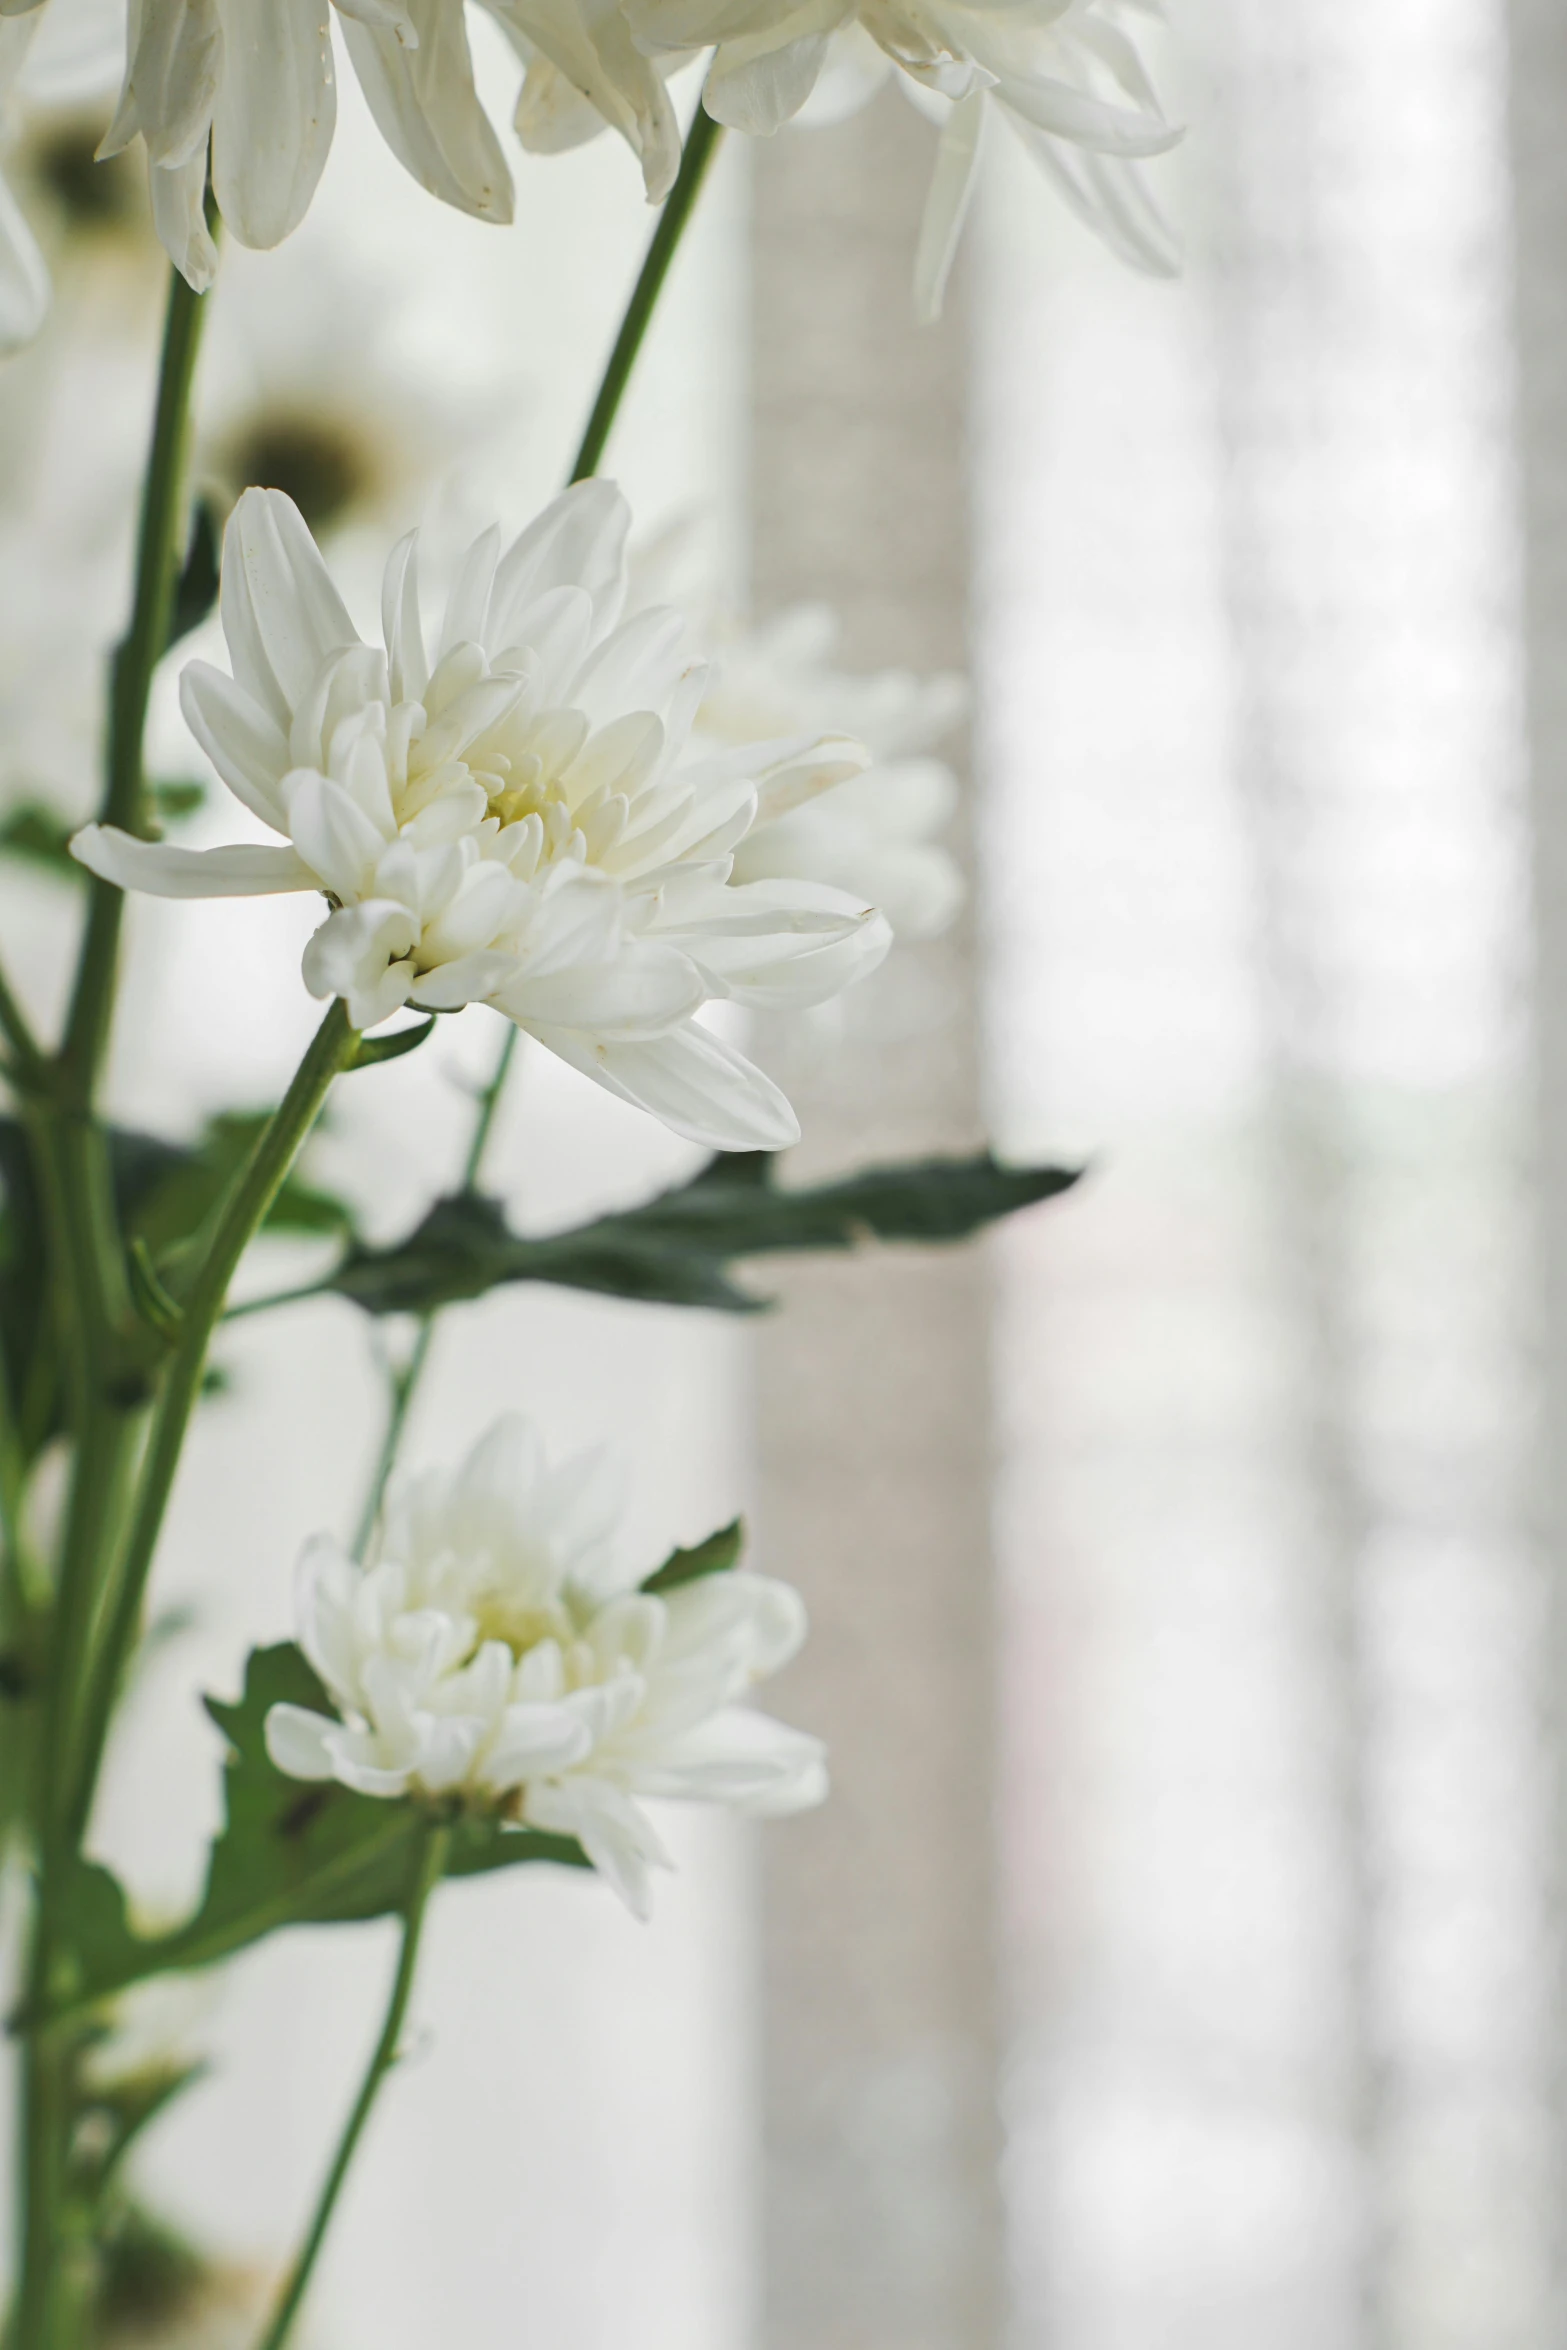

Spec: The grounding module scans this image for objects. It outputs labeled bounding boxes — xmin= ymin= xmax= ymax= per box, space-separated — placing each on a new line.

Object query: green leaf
xmin=349 ymin=1015 xmax=437 ymax=1070
xmin=321 ymin=1149 xmax=1082 ymax=1320
xmin=640 ymin=1517 xmax=743 ymax=1595
xmin=0 ymin=801 xmax=80 ymax=881
xmin=165 ymin=496 xmax=221 ymax=653
xmin=146 ymin=777 xmax=207 ymax=823
xmin=41 ymin=1644 xmax=587 ymax=2020
xmin=109 ymin=1112 xmax=354 ymax=1263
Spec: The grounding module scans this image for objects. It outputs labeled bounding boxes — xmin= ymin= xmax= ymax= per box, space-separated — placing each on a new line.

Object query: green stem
xmin=461 ymin=1022 xmax=520 ymax=1190
xmin=0 ymin=954 xmax=40 ymax=1073
xmin=252 ymin=1823 xmax=450 ymax=2350
xmin=66 ymin=1000 xmax=358 ymax=1846
xmin=59 ymin=242 xmax=212 ymax=1108
xmin=571 ymin=106 xmax=723 ymax=484
xmin=351 ymin=1317 xmax=433 ymax=1558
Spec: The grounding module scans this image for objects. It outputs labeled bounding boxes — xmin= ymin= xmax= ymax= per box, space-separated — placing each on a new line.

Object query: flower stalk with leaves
xmin=0 ymin=8 xmax=1139 ymax=2337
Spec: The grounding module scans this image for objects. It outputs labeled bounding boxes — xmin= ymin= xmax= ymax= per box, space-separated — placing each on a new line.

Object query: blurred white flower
xmin=696 ymin=603 xmax=966 ymax=941
xmin=624 ymin=0 xmax=1180 ymax=314
xmin=0 ymin=12 xmax=54 ymax=355
xmin=73 ymin=480 xmax=889 ymax=1148
xmin=264 ymin=1415 xmax=826 ymax=1917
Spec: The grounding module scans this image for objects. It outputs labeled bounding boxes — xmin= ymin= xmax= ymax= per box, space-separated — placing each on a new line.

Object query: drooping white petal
xmin=533 ymin=1018 xmax=802 ymax=1152
xmin=211 ymin=0 xmax=336 ymax=250
xmin=114 ymin=0 xmax=221 ymax=166
xmin=499 ymin=941 xmax=704 ymax=1039
xmin=703 ymin=22 xmax=831 ymax=132
xmin=70 ymin=825 xmax=315 ymax=898
xmin=913 ymin=85 xmax=984 ymax=323
xmin=340 ymin=0 xmax=514 ymax=222
xmin=148 ymin=146 xmax=219 ymax=292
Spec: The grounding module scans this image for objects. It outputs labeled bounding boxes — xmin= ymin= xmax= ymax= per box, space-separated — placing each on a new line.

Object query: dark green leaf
xmin=111 ymin=1113 xmax=354 ymax=1263
xmin=322 ymin=1149 xmax=1082 ymax=1319
xmin=165 ymin=497 xmax=222 ymax=653
xmin=146 ymin=778 xmax=207 ymax=822
xmin=40 ymin=1644 xmax=587 ymax=2020
xmin=0 ymin=801 xmax=80 ymax=881
xmin=349 ymin=1015 xmax=437 ymax=1071
xmin=641 ymin=1518 xmax=743 ymax=1595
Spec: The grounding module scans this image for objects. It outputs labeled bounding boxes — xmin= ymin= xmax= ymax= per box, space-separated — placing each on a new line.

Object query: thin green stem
xmin=570 ymin=106 xmax=724 ymax=484
xmin=351 ymin=1318 xmax=433 ymax=1558
xmin=252 ymin=1823 xmax=450 ymax=2350
xmin=461 ymin=1022 xmax=520 ymax=1190
xmin=66 ymin=1000 xmax=358 ymax=1845
xmin=59 ymin=238 xmax=213 ymax=1108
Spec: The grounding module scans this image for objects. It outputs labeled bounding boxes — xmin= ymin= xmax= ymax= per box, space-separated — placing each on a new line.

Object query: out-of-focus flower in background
xmin=265 ymin=1413 xmax=826 ymax=1917
xmin=698 ymin=604 xmax=966 ymax=941
xmin=74 ymin=481 xmax=891 ymax=1145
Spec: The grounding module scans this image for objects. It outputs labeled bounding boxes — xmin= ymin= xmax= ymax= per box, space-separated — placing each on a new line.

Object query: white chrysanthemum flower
xmin=73 ymin=481 xmax=889 ymax=1149
xmin=695 ymin=604 xmax=966 ymax=942
xmin=621 ymin=0 xmax=1180 ymax=315
xmin=263 ymin=1415 xmax=826 ymax=1917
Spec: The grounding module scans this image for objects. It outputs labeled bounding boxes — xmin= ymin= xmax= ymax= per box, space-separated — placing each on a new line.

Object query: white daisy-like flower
xmin=623 ymin=0 xmax=1180 ymax=315
xmin=696 ymin=603 xmax=966 ymax=942
xmin=72 ymin=480 xmax=887 ymax=1149
xmin=263 ymin=1415 xmax=826 ymax=1917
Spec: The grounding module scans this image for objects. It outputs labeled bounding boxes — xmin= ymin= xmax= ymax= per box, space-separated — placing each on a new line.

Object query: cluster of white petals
xmin=0 ymin=0 xmax=685 ymax=296
xmin=73 ymin=481 xmax=890 ymax=1150
xmin=648 ymin=0 xmax=1181 ymax=314
xmin=264 ymin=1416 xmax=826 ymax=1917
xmin=0 ymin=0 xmax=1176 ymax=320
xmin=696 ymin=604 xmax=966 ymax=942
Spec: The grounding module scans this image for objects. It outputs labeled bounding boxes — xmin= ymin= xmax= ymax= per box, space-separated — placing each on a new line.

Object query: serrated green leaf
xmin=39 ymin=1644 xmax=587 ymax=2021
xmin=320 ymin=1149 xmax=1081 ymax=1320
xmin=640 ymin=1518 xmax=743 ymax=1595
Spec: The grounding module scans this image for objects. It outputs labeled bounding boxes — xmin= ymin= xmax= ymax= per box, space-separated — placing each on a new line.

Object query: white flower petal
xmin=178 ymin=662 xmax=291 ymax=827
xmin=340 ymin=0 xmax=514 ymax=221
xmin=530 ymin=1019 xmax=801 ymax=1151
xmin=221 ymin=489 xmax=360 ymax=728
xmin=264 ymin=1703 xmax=339 ymax=1781
xmin=211 ymin=0 xmax=335 ymax=249
xmin=913 ymin=85 xmax=984 ymax=322
xmin=148 ymin=145 xmax=219 ymax=291
xmin=70 ymin=824 xmax=315 ymax=898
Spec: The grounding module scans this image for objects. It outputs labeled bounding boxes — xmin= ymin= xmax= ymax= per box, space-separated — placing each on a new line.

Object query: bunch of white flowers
xmin=73 ymin=480 xmax=891 ymax=1149
xmin=0 ymin=0 xmax=1176 ymax=345
xmin=264 ymin=1416 xmax=825 ymax=1916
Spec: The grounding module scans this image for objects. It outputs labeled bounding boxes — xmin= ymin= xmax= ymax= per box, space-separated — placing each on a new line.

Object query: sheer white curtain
xmin=977 ymin=4 xmax=1555 ymax=2341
